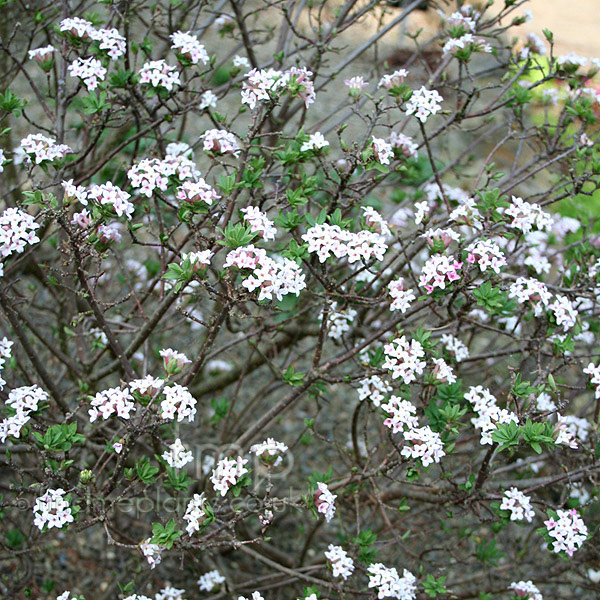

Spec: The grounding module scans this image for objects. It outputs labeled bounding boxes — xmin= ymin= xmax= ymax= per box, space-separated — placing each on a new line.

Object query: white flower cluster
xmin=0 ymin=337 xmax=12 ymax=390
xmin=302 ymin=223 xmax=387 ymax=264
xmin=432 ymin=357 xmax=456 ymax=383
xmin=33 ymin=488 xmax=73 ymax=530
xmin=584 ymin=362 xmax=600 ymax=399
xmin=201 ymin=129 xmax=240 ymax=156
xmin=68 ymin=57 xmax=106 ymax=91
xmin=372 ymin=136 xmax=394 ymax=165
xmin=508 ymin=581 xmax=543 ymax=600
xmin=379 ymin=69 xmax=408 ymax=89
xmin=59 ymin=17 xmax=94 ymax=37
xmin=362 ymin=206 xmax=391 ymax=237
xmin=182 ymin=250 xmax=213 ymax=271
xmin=159 ymin=347 xmax=191 ymax=371
xmin=442 ymin=33 xmax=492 ymax=57
xmin=544 ymin=508 xmax=588 ymax=557
xmin=92 ymin=28 xmax=126 ymax=59
xmin=419 ymin=254 xmax=463 ymax=294
xmin=198 ymin=90 xmax=217 ymax=110
xmin=129 ymin=375 xmax=161 ymax=400
xmin=500 ymin=487 xmax=535 ymax=522
xmin=170 ymin=31 xmax=209 ymax=65
xmin=508 ymin=277 xmax=552 ymax=316
xmin=1 ymin=385 xmax=48 ymax=443
xmin=59 ymin=18 xmax=126 ymax=58
xmin=241 ymin=67 xmax=315 ymax=110
xmin=324 ymin=544 xmax=355 ymax=580
xmin=449 ymin=196 xmax=483 ymax=228
xmin=357 ymin=375 xmax=392 ymax=407
xmin=128 ymin=153 xmax=200 ymax=198
xmin=176 ymin=179 xmax=221 ymax=206
xmin=239 ymin=592 xmax=263 ymax=600
xmin=241 ymin=206 xmax=277 ymax=241
xmin=422 ymin=227 xmax=460 ymax=249
xmin=198 ymin=570 xmax=225 ymax=592
xmin=0 ymin=207 xmax=41 ymax=263
xmin=445 ymin=11 xmax=476 ymax=33
xmin=382 ymin=396 xmax=418 ymax=433
xmin=20 ymin=133 xmax=72 ymax=164
xmin=224 ymin=245 xmax=306 ymax=302
xmin=88 ymin=182 xmax=134 ymax=219
xmin=465 ymin=239 xmax=507 ymax=273
xmin=325 ymin=302 xmax=358 ymax=340
xmin=210 ymin=456 xmax=249 ymax=496
xmin=315 ymin=481 xmax=336 ymax=522
xmin=505 ymin=196 xmax=553 ymax=234
xmin=241 ymin=68 xmax=283 ymax=109
xmin=388 ymin=279 xmax=416 ymax=313
xmin=138 ymin=60 xmax=181 ymax=91
xmin=555 ymin=415 xmax=590 ymax=449
xmin=183 ymin=493 xmax=209 ymax=535
xmin=89 ymin=386 xmax=136 ymax=422
xmin=440 ymin=333 xmax=469 ymax=362
xmin=402 ymin=426 xmax=446 ymax=467
xmin=465 ymin=385 xmax=518 ymax=445
xmin=405 ymin=87 xmax=443 ymax=123
xmin=300 ymin=132 xmax=329 ymax=152
xmin=250 ymin=438 xmax=288 ymax=466
xmin=548 ymin=295 xmax=578 ymax=331
xmin=97 ymin=222 xmax=122 ymax=244
xmin=161 ymin=384 xmax=197 ymax=422
xmin=140 ymin=538 xmax=163 ymax=569
xmin=367 ymin=563 xmax=417 ymax=600
xmin=536 ymin=392 xmax=557 ymax=412
xmin=389 ymin=131 xmax=418 ymax=159
xmin=28 ymin=45 xmax=55 ymax=62
xmin=155 ymin=586 xmax=186 ymax=600
xmin=382 ymin=336 xmax=426 ymax=384
xmin=162 ymin=438 xmax=193 ymax=468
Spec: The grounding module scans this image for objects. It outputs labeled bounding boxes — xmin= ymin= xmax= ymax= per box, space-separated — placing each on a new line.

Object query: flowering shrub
xmin=1 ymin=1 xmax=600 ymax=599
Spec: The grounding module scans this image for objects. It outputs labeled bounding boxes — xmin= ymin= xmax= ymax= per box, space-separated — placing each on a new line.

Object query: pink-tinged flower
xmin=182 ymin=250 xmax=213 ymax=272
xmin=33 ymin=488 xmax=74 ymax=531
xmin=372 ymin=136 xmax=393 ymax=165
xmin=508 ymin=581 xmax=542 ymax=600
xmin=389 ymin=131 xmax=418 ymax=159
xmin=345 ymin=76 xmax=368 ymax=98
xmin=28 ymin=46 xmax=55 ymax=70
xmin=68 ymin=57 xmax=107 ymax=91
xmin=241 ymin=206 xmax=277 ymax=240
xmin=544 ymin=508 xmax=587 ymax=557
xmin=378 ymin=69 xmax=409 ymax=89
xmin=405 ymin=87 xmax=443 ymax=123
xmin=89 ymin=28 xmax=126 ymax=59
xmin=210 ymin=457 xmax=249 ymax=496
xmin=315 ymin=482 xmax=336 ymax=522
xmin=159 ymin=348 xmax=191 ymax=374
xmin=59 ymin=17 xmax=93 ymax=38
xmin=300 ymin=132 xmax=329 ymax=152
xmin=201 ymin=129 xmax=240 ymax=157
xmin=176 ymin=179 xmax=220 ymax=206
xmin=138 ymin=60 xmax=181 ymax=91
xmin=71 ymin=209 xmax=92 ymax=228
xmin=419 ymin=254 xmax=463 ymax=293
xmin=170 ymin=31 xmax=209 ymax=65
